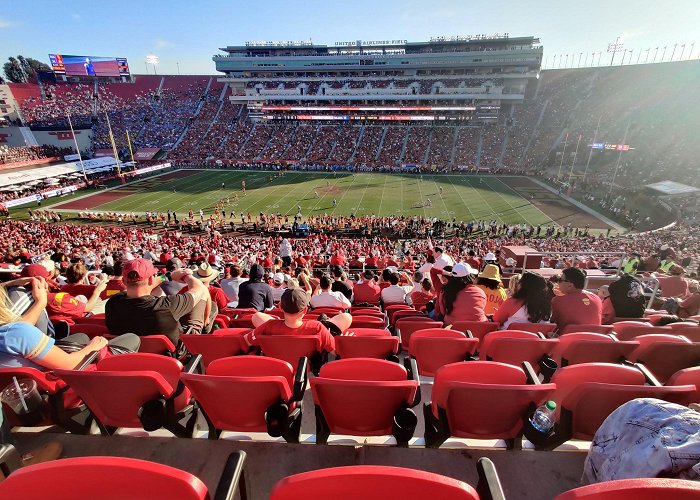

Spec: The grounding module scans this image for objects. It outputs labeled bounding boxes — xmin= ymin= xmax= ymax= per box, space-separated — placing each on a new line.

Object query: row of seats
xmin=1 ymin=447 xmax=698 ymax=499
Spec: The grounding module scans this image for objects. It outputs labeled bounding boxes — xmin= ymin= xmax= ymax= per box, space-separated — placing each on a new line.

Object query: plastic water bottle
xmin=530 ymin=400 xmax=556 ymax=434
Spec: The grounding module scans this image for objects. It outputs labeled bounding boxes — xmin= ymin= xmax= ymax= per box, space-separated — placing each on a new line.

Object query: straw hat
xmin=195 ymin=262 xmax=216 ymax=282
xmin=478 ymin=264 xmax=502 ymax=282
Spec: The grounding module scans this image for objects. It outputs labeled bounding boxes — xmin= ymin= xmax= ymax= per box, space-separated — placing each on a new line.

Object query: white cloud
xmin=155 ymin=39 xmax=174 ymax=50
xmin=0 ymin=17 xmax=13 ymax=28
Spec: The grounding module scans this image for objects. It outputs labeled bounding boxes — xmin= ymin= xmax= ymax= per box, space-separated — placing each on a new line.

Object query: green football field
xmin=48 ymin=169 xmax=610 ymax=228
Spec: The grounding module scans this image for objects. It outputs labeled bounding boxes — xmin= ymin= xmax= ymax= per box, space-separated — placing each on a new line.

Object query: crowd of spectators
xmin=0 ymin=145 xmax=72 ymax=166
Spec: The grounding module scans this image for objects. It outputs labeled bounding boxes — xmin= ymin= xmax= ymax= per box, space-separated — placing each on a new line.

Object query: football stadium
xmin=0 ymin=2 xmax=700 ymax=498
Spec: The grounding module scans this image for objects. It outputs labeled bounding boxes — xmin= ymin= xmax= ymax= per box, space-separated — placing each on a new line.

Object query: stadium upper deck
xmin=214 ymin=36 xmax=542 ymax=122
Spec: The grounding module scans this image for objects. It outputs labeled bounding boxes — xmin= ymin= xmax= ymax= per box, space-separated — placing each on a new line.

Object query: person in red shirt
xmin=330 ymin=249 xmax=345 ymax=267
xmin=244 ymin=288 xmax=338 ymax=353
xmin=465 ymin=250 xmax=481 ymax=270
xmin=352 ymin=270 xmax=381 ymax=304
xmin=551 ymin=267 xmax=603 ymax=332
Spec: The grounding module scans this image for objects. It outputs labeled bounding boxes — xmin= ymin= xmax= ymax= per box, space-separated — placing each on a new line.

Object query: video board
xmin=49 ymin=54 xmax=130 ymax=77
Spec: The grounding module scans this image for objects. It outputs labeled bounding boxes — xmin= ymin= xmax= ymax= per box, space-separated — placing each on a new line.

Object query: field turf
xmin=49 ymin=169 xmax=610 ymax=229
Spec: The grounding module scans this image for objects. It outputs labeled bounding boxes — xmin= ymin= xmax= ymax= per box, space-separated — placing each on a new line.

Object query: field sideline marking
xmin=352 ymin=174 xmax=373 ymax=215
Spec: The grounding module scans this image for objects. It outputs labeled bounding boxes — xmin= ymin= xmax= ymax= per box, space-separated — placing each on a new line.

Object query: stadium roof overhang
xmin=645 ymin=180 xmax=700 ymax=196
xmin=0 ymin=156 xmax=118 ymax=188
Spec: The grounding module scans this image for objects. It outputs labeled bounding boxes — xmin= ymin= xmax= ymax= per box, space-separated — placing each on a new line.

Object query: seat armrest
xmin=404 ymin=357 xmax=421 ymax=407
xmin=464 ymin=329 xmax=474 ymax=338
xmin=213 ymin=451 xmax=248 ymax=500
xmin=522 ymin=361 xmax=541 ymax=385
xmin=293 ymin=357 xmax=309 ymax=402
xmin=476 ymin=457 xmax=505 ymax=500
xmin=631 ymin=361 xmax=662 ymax=386
xmin=0 ymin=444 xmax=22 ymax=478
xmin=75 ymin=350 xmax=100 ymax=371
xmin=183 ymin=354 xmax=202 ymax=375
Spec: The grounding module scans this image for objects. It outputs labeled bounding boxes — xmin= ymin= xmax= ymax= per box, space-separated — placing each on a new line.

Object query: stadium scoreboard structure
xmin=214 ymin=36 xmax=541 ymax=123
xmin=49 ymin=54 xmax=131 ymax=79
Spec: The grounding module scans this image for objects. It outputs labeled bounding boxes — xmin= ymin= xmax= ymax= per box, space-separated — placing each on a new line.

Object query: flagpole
xmin=557 ymin=133 xmax=569 ymax=179
xmin=66 ymin=111 xmax=88 ymax=183
xmin=104 ymin=111 xmax=121 ymax=176
xmin=567 ymin=134 xmax=582 ymax=187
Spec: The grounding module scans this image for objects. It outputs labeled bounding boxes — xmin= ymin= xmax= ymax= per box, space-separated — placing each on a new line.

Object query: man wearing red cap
xmin=105 ymin=258 xmax=211 ymax=343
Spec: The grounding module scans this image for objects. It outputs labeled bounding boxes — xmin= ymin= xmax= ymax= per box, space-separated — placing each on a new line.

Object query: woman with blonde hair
xmin=0 ymin=280 xmax=138 ymax=370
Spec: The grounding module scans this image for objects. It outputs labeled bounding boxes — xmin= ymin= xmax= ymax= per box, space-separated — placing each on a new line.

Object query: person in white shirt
xmin=310 ymin=274 xmax=351 ymax=309
xmin=380 ymin=271 xmax=413 ymax=305
xmin=433 ymin=247 xmax=455 ymax=270
xmin=270 ymin=272 xmax=287 ymax=302
xmin=280 ymin=238 xmax=293 ymax=267
xmin=220 ymin=264 xmax=248 ymax=305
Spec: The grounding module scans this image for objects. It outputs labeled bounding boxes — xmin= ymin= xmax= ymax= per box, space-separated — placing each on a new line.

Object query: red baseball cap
xmin=122 ymin=258 xmax=157 ymax=283
xmin=21 ymin=263 xmax=51 ymax=278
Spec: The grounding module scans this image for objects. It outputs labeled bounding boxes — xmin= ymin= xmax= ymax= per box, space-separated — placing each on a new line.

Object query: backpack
xmin=609 ymin=274 xmax=646 ymax=318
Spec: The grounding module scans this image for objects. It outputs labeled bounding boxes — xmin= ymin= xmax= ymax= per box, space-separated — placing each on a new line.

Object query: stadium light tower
xmin=607 ymin=36 xmax=624 ymax=66
xmin=146 ymin=54 xmax=159 ymax=75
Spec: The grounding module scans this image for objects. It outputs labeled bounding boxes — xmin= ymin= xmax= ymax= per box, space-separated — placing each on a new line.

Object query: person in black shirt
xmin=237 ymin=264 xmax=274 ymax=311
xmin=105 ymin=258 xmax=211 ymax=344
xmin=330 ymin=266 xmax=353 ymax=301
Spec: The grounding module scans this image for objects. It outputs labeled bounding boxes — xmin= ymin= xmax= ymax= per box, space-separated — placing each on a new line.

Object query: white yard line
xmin=492 ymin=177 xmax=555 ymax=227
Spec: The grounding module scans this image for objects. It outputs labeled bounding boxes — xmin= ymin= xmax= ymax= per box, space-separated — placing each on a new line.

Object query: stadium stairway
xmin=374 ymin=126 xmax=388 ymax=162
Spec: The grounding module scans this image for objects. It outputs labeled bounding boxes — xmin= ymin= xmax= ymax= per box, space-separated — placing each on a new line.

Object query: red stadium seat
xmin=72 ymin=316 xmax=107 ymax=326
xmin=269 ymin=459 xmax=504 ymax=500
xmin=612 ymin=322 xmax=671 ymax=341
xmin=508 ymin=323 xmax=557 ymax=336
xmin=409 ymin=330 xmax=479 ymax=377
xmin=395 ymin=318 xmax=444 ymax=350
xmin=549 ymin=333 xmax=639 ymax=367
xmin=335 ymin=330 xmax=399 ymax=360
xmin=258 ymin=335 xmax=326 ymax=375
xmin=350 ymin=310 xmax=386 ymax=320
xmin=546 ymin=363 xmax=694 ymax=446
xmin=674 ymin=326 xmax=700 ymax=342
xmin=554 ymin=478 xmax=700 ymax=499
xmin=666 ymin=366 xmax=700 ymax=405
xmin=180 ymin=329 xmax=249 ymax=369
xmin=0 ymin=368 xmax=87 ymax=433
xmin=480 ymin=330 xmax=558 ymax=371
xmin=182 ymin=356 xmax=307 ymax=442
xmin=311 ymin=358 xmax=419 ymax=445
xmin=449 ymin=321 xmax=500 ymax=345
xmin=138 ymin=335 xmax=177 ymax=356
xmin=70 ymin=322 xmax=110 ymax=339
xmin=229 ymin=316 xmax=256 ymax=329
xmin=311 ymin=306 xmax=347 ymax=315
xmin=425 ymin=361 xmax=554 ymax=449
xmin=348 ymin=315 xmax=386 ymax=329
xmin=391 ymin=309 xmax=425 ymax=327
xmin=55 ymin=353 xmax=199 ymax=436
xmin=559 ymin=324 xmax=615 ymax=336
xmin=0 ymin=453 xmax=247 ymax=500
xmin=628 ymin=335 xmax=700 ymax=383
xmin=350 ymin=306 xmax=381 ymax=313
xmin=220 ymin=307 xmax=257 ymax=318
xmin=385 ymin=304 xmax=414 ymax=325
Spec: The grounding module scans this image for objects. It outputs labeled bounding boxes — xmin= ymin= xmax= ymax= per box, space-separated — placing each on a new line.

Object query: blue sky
xmin=1 ymin=0 xmax=698 ymax=75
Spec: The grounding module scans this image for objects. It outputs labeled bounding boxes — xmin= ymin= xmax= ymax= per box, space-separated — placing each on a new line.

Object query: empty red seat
xmin=391 ymin=309 xmax=425 ymax=326
xmin=508 ymin=323 xmax=557 ymax=336
xmin=229 ymin=316 xmax=256 ymax=329
xmin=311 ymin=306 xmax=346 ymax=315
xmin=350 ymin=305 xmax=381 ymax=313
xmin=270 ymin=459 xmax=503 ymax=500
xmin=258 ymin=335 xmax=326 ymax=375
xmin=335 ymin=330 xmax=399 ymax=360
xmin=395 ymin=318 xmax=443 ymax=350
xmin=425 ymin=361 xmax=554 ymax=449
xmin=0 ymin=452 xmax=247 ymax=500
xmin=547 ymin=363 xmax=694 ymax=446
xmin=180 ymin=329 xmax=249 ymax=369
xmin=628 ymin=335 xmax=700 ymax=383
xmin=674 ymin=326 xmax=700 ymax=342
xmin=70 ymin=322 xmax=110 ymax=338
xmin=182 ymin=356 xmax=307 ymax=442
xmin=559 ymin=324 xmax=615 ymax=336
xmin=554 ymin=478 xmax=700 ymax=499
xmin=311 ymin=358 xmax=419 ymax=445
xmin=55 ymin=353 xmax=198 ymax=436
xmin=480 ymin=330 xmax=558 ymax=371
xmin=612 ymin=322 xmax=671 ymax=341
xmin=666 ymin=366 xmax=700 ymax=405
xmin=409 ymin=330 xmax=479 ymax=377
xmin=449 ymin=321 xmax=499 ymax=345
xmin=549 ymin=333 xmax=639 ymax=367
xmin=138 ymin=335 xmax=177 ymax=356
xmin=385 ymin=304 xmax=414 ymax=325
xmin=349 ymin=315 xmax=386 ymax=329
